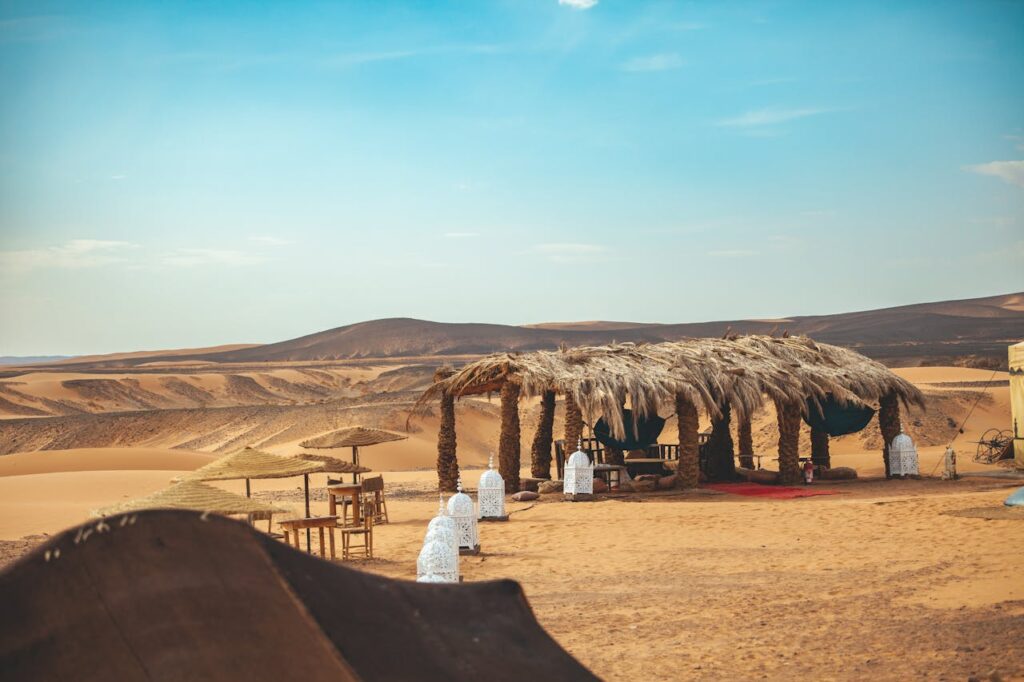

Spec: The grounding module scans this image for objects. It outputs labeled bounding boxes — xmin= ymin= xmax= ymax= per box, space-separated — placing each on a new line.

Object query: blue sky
xmin=1 ymin=0 xmax=1022 ymax=355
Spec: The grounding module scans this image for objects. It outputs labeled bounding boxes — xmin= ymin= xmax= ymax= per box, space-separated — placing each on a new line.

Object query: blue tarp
xmin=1004 ymin=486 xmax=1024 ymax=507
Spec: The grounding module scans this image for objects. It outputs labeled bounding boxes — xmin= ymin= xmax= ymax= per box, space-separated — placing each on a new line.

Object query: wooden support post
xmin=707 ymin=401 xmax=736 ymax=481
xmin=775 ymin=400 xmax=802 ymax=485
xmin=564 ymin=393 xmax=584 ymax=455
xmin=304 ymin=474 xmax=311 ymax=553
xmin=499 ymin=381 xmax=522 ymax=493
xmin=810 ymin=426 xmax=830 ymax=469
xmin=530 ymin=390 xmax=556 ymax=479
xmin=878 ymin=392 xmax=901 ymax=479
xmin=675 ymin=393 xmax=700 ymax=488
xmin=436 ymin=386 xmax=460 ymax=492
xmin=737 ymin=416 xmax=754 ymax=469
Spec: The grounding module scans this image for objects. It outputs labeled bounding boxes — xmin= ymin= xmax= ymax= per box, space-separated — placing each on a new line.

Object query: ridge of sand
xmin=0 ymin=447 xmax=218 ymax=477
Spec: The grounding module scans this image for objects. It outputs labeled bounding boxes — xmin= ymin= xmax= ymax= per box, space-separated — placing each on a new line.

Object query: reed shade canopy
xmin=178 ymin=447 xmax=326 ymax=552
xmin=92 ymin=480 xmax=287 ymax=517
xmin=296 ymin=453 xmax=371 ymax=475
xmin=300 ymin=426 xmax=407 ymax=483
xmin=414 ymin=335 xmax=924 ymax=487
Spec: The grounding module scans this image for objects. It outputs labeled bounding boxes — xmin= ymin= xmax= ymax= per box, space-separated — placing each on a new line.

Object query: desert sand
xmin=0 ymin=366 xmax=1021 ymax=680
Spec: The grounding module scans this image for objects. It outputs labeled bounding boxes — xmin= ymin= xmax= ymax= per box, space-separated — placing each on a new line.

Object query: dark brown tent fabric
xmin=0 ymin=510 xmax=596 ymax=682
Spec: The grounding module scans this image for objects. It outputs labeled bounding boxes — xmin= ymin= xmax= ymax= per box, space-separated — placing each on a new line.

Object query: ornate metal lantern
xmin=446 ymin=477 xmax=480 ymax=554
xmin=428 ymin=495 xmax=459 ymax=557
xmin=478 ymin=454 xmax=507 ymax=521
xmin=416 ymin=573 xmax=449 ymax=584
xmin=564 ymin=439 xmax=594 ymax=498
xmin=889 ymin=430 xmax=920 ymax=477
xmin=416 ymin=534 xmax=459 ymax=583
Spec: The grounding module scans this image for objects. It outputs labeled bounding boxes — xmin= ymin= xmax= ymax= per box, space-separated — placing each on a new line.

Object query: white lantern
xmin=428 ymin=495 xmax=459 ymax=557
xmin=416 ymin=536 xmax=459 ymax=583
xmin=478 ymin=454 xmax=507 ymax=521
xmin=423 ymin=525 xmax=459 ymax=580
xmin=417 ymin=573 xmax=448 ymax=584
xmin=564 ymin=439 xmax=594 ymax=498
xmin=889 ymin=431 xmax=920 ymax=477
xmin=446 ymin=477 xmax=480 ymax=554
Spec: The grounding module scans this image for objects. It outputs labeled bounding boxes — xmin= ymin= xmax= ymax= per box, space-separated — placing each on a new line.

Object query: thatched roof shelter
xmin=415 ymin=336 xmax=922 ymax=437
xmin=414 ymin=335 xmax=924 ymax=488
xmin=92 ymin=480 xmax=287 ymax=517
xmin=300 ymin=427 xmax=407 ymax=449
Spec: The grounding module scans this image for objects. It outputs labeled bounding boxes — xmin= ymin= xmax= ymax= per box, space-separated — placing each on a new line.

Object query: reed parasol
xmin=300 ymin=427 xmax=406 ymax=483
xmin=92 ymin=480 xmax=287 ymax=517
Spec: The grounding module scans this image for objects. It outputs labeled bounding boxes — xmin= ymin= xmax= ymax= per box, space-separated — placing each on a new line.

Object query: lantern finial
xmin=456 ymin=476 xmax=463 ymax=493
xmin=488 ymin=452 xmax=494 ymax=469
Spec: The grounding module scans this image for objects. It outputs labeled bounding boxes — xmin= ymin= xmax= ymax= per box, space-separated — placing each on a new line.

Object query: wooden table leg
xmin=292 ymin=529 xmax=300 ymax=550
xmin=328 ymin=493 xmax=336 ymax=516
xmin=328 ymin=528 xmax=335 ymax=559
xmin=283 ymin=530 xmax=289 ymax=545
xmin=352 ymin=493 xmax=362 ymax=524
xmin=318 ymin=527 xmax=326 ymax=558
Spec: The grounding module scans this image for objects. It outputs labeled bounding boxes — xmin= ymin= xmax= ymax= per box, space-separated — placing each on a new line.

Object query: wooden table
xmin=327 ymin=482 xmax=363 ymax=525
xmin=279 ymin=515 xmax=339 ymax=559
xmin=624 ymin=458 xmax=671 ymax=477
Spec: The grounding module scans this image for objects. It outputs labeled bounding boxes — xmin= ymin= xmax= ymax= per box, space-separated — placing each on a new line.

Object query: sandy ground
xmin=1 ymin=446 xmax=1022 ymax=681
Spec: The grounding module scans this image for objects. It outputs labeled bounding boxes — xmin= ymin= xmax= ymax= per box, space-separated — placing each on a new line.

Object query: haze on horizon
xmin=1 ymin=1 xmax=1023 ymax=356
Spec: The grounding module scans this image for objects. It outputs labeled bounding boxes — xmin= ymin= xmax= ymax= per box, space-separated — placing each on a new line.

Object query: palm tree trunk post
xmin=707 ymin=401 xmax=736 ymax=481
xmin=564 ymin=393 xmax=584 ymax=476
xmin=675 ymin=393 xmax=700 ymax=488
xmin=499 ymin=381 xmax=522 ymax=493
xmin=810 ymin=426 xmax=830 ymax=469
xmin=530 ymin=390 xmax=556 ymax=479
xmin=775 ymin=399 xmax=802 ymax=485
xmin=878 ymin=392 xmax=901 ymax=479
xmin=436 ymin=387 xmax=459 ymax=493
xmin=737 ymin=416 xmax=754 ymax=469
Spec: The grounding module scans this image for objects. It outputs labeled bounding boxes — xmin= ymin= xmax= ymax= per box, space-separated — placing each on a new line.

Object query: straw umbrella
xmin=179 ymin=447 xmax=324 ymax=551
xmin=93 ymin=480 xmax=287 ymax=517
xmin=300 ymin=427 xmax=407 ymax=483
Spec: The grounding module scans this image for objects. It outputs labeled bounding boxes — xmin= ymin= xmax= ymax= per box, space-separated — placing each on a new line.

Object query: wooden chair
xmin=340 ymin=502 xmax=374 ymax=560
xmin=360 ymin=475 xmax=389 ymax=525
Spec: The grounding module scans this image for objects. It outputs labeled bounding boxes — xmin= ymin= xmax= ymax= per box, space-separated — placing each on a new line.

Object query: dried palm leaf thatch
xmin=93 ymin=480 xmax=287 ymax=517
xmin=177 ymin=447 xmax=325 ymax=482
xmin=296 ymin=453 xmax=372 ymax=475
xmin=413 ymin=336 xmax=923 ymax=440
xmin=300 ymin=426 xmax=407 ymax=449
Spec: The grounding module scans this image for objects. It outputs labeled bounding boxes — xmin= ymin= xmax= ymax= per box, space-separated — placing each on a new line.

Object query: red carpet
xmin=704 ymin=482 xmax=841 ymax=499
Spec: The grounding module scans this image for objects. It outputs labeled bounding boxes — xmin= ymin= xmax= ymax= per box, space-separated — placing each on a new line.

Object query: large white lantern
xmin=446 ymin=477 xmax=480 ymax=554
xmin=416 ymin=535 xmax=459 ymax=583
xmin=478 ymin=454 xmax=507 ymax=521
xmin=564 ymin=439 xmax=594 ymax=499
xmin=889 ymin=430 xmax=920 ymax=477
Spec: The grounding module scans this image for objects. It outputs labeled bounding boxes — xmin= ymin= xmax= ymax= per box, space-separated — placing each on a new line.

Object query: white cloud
xmin=716 ymin=107 xmax=830 ymax=128
xmin=559 ymin=0 xmax=598 ymax=9
xmin=621 ymin=53 xmax=684 ymax=73
xmin=162 ymin=249 xmax=268 ymax=267
xmin=249 ymin=235 xmax=292 ymax=246
xmin=444 ymin=232 xmax=479 ymax=238
xmin=324 ymin=44 xmax=503 ymax=68
xmin=964 ymin=160 xmax=1024 ymax=189
xmin=533 ymin=243 xmax=609 ymax=263
xmin=707 ymin=249 xmax=756 ymax=258
xmin=0 ymin=239 xmax=137 ymax=271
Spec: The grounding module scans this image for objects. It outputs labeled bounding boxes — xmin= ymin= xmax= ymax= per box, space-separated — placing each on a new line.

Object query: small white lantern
xmin=416 ymin=536 xmax=459 ymax=583
xmin=417 ymin=573 xmax=449 ymax=584
xmin=889 ymin=430 xmax=920 ymax=477
xmin=478 ymin=454 xmax=507 ymax=521
xmin=446 ymin=477 xmax=480 ymax=554
xmin=428 ymin=495 xmax=459 ymax=557
xmin=564 ymin=438 xmax=594 ymax=499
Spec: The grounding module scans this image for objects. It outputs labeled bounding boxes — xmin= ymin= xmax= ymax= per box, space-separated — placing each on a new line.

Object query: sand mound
xmin=0 ymin=448 xmax=217 ymax=477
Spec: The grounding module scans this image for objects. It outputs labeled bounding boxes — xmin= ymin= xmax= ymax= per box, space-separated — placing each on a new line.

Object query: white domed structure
xmin=416 ymin=535 xmax=459 ymax=584
xmin=428 ymin=495 xmax=459 ymax=556
xmin=446 ymin=477 xmax=480 ymax=554
xmin=478 ymin=454 xmax=507 ymax=521
xmin=564 ymin=439 xmax=594 ymax=498
xmin=889 ymin=430 xmax=919 ymax=477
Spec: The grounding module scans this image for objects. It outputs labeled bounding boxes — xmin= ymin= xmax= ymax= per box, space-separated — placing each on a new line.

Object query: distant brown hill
xmin=28 ymin=292 xmax=1024 ymax=369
